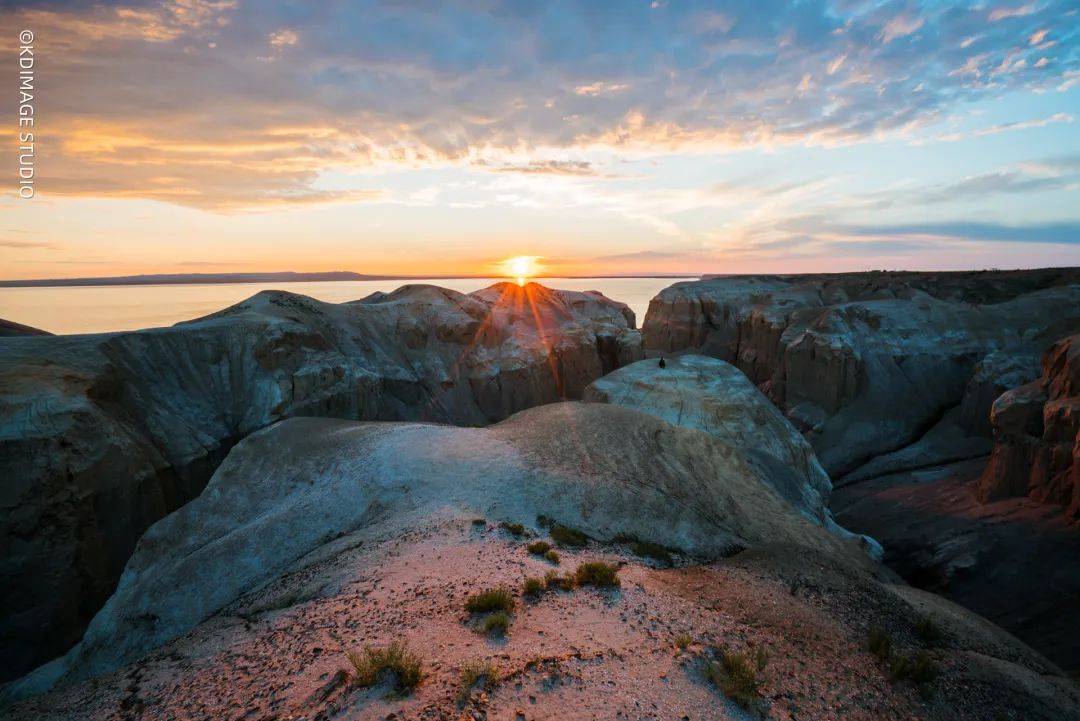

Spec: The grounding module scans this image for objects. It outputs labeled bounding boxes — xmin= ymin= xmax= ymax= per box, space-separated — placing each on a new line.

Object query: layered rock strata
xmin=0 ymin=282 xmax=640 ymax=680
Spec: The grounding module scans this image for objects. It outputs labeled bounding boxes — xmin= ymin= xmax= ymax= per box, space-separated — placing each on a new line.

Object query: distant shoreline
xmin=0 ymin=271 xmax=700 ymax=289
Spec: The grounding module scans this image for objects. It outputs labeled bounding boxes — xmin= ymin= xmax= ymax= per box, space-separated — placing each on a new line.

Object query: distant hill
xmin=0 ymin=272 xmax=389 ymax=288
xmin=0 ymin=271 xmax=699 ymax=288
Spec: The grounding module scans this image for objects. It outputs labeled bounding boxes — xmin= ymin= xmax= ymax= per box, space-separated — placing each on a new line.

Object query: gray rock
xmin=0 ymin=282 xmax=641 ymax=680
xmin=582 ymin=355 xmax=881 ymax=557
xmin=959 ymin=351 xmax=1041 ymax=437
xmin=5 ymin=403 xmax=871 ymax=699
xmin=642 ymin=270 xmax=1080 ymax=477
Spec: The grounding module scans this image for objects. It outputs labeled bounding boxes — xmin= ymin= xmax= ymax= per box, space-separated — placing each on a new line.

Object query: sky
xmin=1 ymin=0 xmax=1079 ymax=279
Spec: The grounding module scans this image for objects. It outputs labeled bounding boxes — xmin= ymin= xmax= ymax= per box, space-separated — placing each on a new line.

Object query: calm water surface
xmin=0 ymin=277 xmax=692 ymax=335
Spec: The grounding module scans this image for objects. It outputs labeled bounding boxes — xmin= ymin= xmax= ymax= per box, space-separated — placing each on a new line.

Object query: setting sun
xmin=503 ymin=256 xmax=542 ymax=286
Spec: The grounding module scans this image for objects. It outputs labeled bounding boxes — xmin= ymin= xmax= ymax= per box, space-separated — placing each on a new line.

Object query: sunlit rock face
xmin=0 ymin=282 xmax=641 ymax=681
xmin=641 ymin=269 xmax=1080 ymax=479
xmin=5 ymin=403 xmax=871 ymax=699
xmin=979 ymin=334 xmax=1080 ymax=515
xmin=582 ymin=355 xmax=881 ymax=558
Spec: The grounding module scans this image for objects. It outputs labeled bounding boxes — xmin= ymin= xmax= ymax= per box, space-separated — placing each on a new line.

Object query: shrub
xmin=574 ymin=561 xmax=620 ymax=588
xmin=499 ymin=521 xmax=525 ymax=537
xmin=527 ymin=541 xmax=552 ymax=555
xmin=471 ymin=518 xmax=486 ymax=526
xmin=867 ymin=627 xmax=892 ymax=663
xmin=544 ymin=549 xmax=561 ymax=564
xmin=536 ymin=514 xmax=554 ymax=528
xmin=523 ymin=577 xmax=545 ymax=597
xmin=630 ymin=540 xmax=673 ymax=566
xmin=480 ymin=610 xmax=511 ymax=636
xmin=550 ymin=524 xmax=588 ymax=548
xmin=346 ymin=641 xmax=424 ymax=693
xmin=465 ymin=588 xmax=515 ymax=614
xmin=545 ymin=570 xmax=575 ymax=592
xmin=457 ymin=659 xmax=500 ymax=703
xmin=675 ymin=633 xmax=693 ymax=650
xmin=914 ymin=617 xmax=943 ymax=647
xmin=704 ymin=646 xmax=767 ymax=714
xmin=891 ymin=651 xmax=938 ymax=685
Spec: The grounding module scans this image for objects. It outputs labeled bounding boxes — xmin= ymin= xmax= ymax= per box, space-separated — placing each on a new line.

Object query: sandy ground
xmin=5 ymin=518 xmax=1078 ymax=721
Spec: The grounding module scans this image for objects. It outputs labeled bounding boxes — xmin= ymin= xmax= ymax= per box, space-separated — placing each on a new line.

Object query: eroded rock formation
xmin=641 ymin=269 xmax=1080 ymax=479
xmin=0 ymin=282 xmax=640 ymax=681
xmin=978 ymin=334 xmax=1080 ymax=515
xmin=583 ymin=354 xmax=881 ymax=557
xmin=7 ymin=403 xmax=871 ymax=698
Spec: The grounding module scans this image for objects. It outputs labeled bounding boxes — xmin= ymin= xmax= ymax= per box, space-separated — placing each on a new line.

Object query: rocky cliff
xmin=978 ymin=334 xmax=1080 ymax=516
xmin=641 ymin=269 xmax=1080 ymax=479
xmin=5 ymin=408 xmax=1077 ymax=719
xmin=0 ymin=282 xmax=640 ymax=681
xmin=583 ymin=355 xmax=880 ymax=557
xmin=6 ymin=403 xmax=870 ymax=698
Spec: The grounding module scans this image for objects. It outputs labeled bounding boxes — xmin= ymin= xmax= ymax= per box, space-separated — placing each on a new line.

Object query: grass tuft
xmin=630 ymin=540 xmax=674 ymax=566
xmin=867 ymin=627 xmax=892 ymax=663
xmin=544 ymin=569 xmax=575 ymax=592
xmin=704 ymin=646 xmax=768 ymax=715
xmin=465 ymin=587 xmax=515 ymax=614
xmin=480 ymin=610 xmax=511 ymax=637
xmin=346 ymin=641 xmax=424 ymax=694
xmin=499 ymin=521 xmax=525 ymax=537
xmin=471 ymin=518 xmax=486 ymax=526
xmin=574 ymin=561 xmax=621 ymax=588
xmin=526 ymin=540 xmax=552 ymax=555
xmin=550 ymin=524 xmax=588 ymax=548
xmin=457 ymin=659 xmax=500 ymax=704
xmin=543 ymin=549 xmax=561 ymax=564
xmin=675 ymin=632 xmax=693 ymax=650
xmin=523 ymin=577 xmax=545 ymax=597
xmin=914 ymin=617 xmax=943 ymax=647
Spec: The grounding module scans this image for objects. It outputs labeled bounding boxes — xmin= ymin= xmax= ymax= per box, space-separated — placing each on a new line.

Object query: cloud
xmin=917 ymin=112 xmax=1074 ymax=143
xmin=831 ymin=221 xmax=1080 ymax=245
xmin=476 ymin=159 xmax=599 ymax=176
xmin=0 ymin=240 xmax=61 ymax=250
xmin=268 ymin=29 xmax=298 ymax=49
xmin=2 ymin=0 xmax=1079 ymax=210
xmin=574 ymin=82 xmax=630 ymax=97
xmin=878 ymin=14 xmax=924 ymax=44
xmin=989 ymin=3 xmax=1040 ymax=22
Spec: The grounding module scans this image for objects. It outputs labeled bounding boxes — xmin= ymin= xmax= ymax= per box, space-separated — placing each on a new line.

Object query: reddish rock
xmin=978 ymin=335 xmax=1080 ymax=516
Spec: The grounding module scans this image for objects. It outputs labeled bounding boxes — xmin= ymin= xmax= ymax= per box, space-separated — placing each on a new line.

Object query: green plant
xmin=465 ymin=588 xmax=515 ymax=614
xmin=914 ymin=617 xmax=943 ymax=647
xmin=891 ymin=651 xmax=938 ymax=684
xmin=457 ymin=659 xmax=501 ymax=704
xmin=527 ymin=540 xmax=551 ymax=555
xmin=545 ymin=569 xmax=575 ymax=591
xmin=480 ymin=610 xmax=511 ymax=636
xmin=867 ymin=627 xmax=893 ymax=663
xmin=346 ymin=641 xmax=424 ymax=694
xmin=704 ymin=646 xmax=767 ymax=715
xmin=550 ymin=524 xmax=588 ymax=548
xmin=499 ymin=521 xmax=525 ymax=537
xmin=471 ymin=518 xmax=486 ymax=526
xmin=536 ymin=514 xmax=554 ymax=528
xmin=544 ymin=549 xmax=560 ymax=564
xmin=675 ymin=632 xmax=693 ymax=650
xmin=523 ymin=577 xmax=545 ymax=597
xmin=574 ymin=561 xmax=621 ymax=588
xmin=630 ymin=540 xmax=673 ymax=566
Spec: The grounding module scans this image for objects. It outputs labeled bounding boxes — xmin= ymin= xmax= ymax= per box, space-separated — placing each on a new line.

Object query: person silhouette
xmin=658 ymin=357 xmax=666 ymax=368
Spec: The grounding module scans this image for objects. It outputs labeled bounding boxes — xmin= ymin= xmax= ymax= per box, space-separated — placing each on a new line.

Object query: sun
xmin=502 ymin=255 xmax=541 ymax=286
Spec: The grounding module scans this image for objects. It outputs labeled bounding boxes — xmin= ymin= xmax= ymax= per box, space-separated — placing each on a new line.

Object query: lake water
xmin=0 ymin=277 xmax=693 ymax=335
